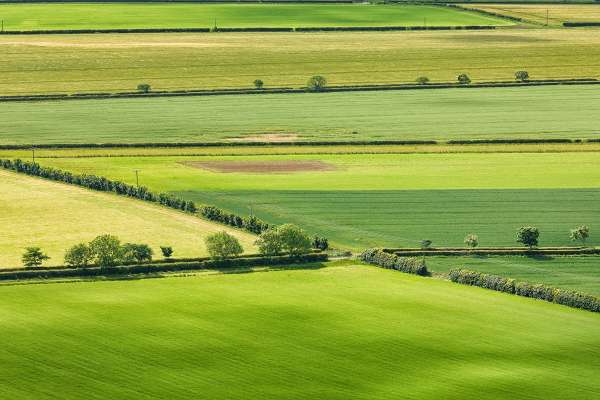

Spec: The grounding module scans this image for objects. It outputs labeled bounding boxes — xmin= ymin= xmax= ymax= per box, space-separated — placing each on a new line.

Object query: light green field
xmin=0 ymin=169 xmax=256 ymax=267
xmin=35 ymin=152 xmax=600 ymax=249
xmin=3 ymin=85 xmax=600 ymax=144
xmin=1 ymin=28 xmax=598 ymax=96
xmin=0 ymin=3 xmax=506 ymax=30
xmin=1 ymin=263 xmax=599 ymax=399
xmin=427 ymin=255 xmax=600 ymax=295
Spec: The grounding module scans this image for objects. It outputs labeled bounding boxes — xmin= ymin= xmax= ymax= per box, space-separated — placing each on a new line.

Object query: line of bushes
xmin=564 ymin=22 xmax=600 ymax=27
xmin=449 ymin=269 xmax=600 ymax=313
xmin=0 ymin=253 xmax=328 ymax=281
xmin=0 ymin=158 xmax=271 ymax=235
xmin=360 ymin=248 xmax=429 ymax=276
xmin=391 ymin=248 xmax=600 ymax=257
xmin=294 ymin=25 xmax=496 ymax=32
xmin=447 ymin=4 xmax=525 ymax=23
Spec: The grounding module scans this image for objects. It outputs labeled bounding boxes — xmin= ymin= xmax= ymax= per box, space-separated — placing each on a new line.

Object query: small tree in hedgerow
xmin=457 ymin=74 xmax=471 ymax=85
xmin=312 ymin=236 xmax=329 ymax=251
xmin=253 ymin=79 xmax=264 ymax=89
xmin=464 ymin=234 xmax=479 ymax=249
xmin=160 ymin=246 xmax=174 ymax=258
xmin=306 ymin=75 xmax=327 ymax=92
xmin=205 ymin=231 xmax=244 ymax=260
xmin=416 ymin=76 xmax=430 ymax=85
xmin=137 ymin=83 xmax=151 ymax=93
xmin=64 ymin=243 xmax=94 ymax=267
xmin=121 ymin=243 xmax=154 ymax=263
xmin=277 ymin=224 xmax=312 ymax=256
xmin=255 ymin=228 xmax=284 ymax=256
xmin=516 ymin=226 xmax=539 ymax=249
xmin=515 ymin=70 xmax=529 ymax=82
xmin=89 ymin=234 xmax=123 ymax=267
xmin=22 ymin=247 xmax=50 ymax=267
xmin=570 ymin=225 xmax=590 ymax=247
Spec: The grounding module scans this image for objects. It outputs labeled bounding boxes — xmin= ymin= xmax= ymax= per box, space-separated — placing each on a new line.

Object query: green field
xmin=34 ymin=152 xmax=600 ymax=249
xmin=427 ymin=255 xmax=600 ymax=295
xmin=0 ymin=3 xmax=507 ymax=31
xmin=3 ymin=85 xmax=600 ymax=144
xmin=0 ymin=169 xmax=256 ymax=267
xmin=2 ymin=28 xmax=598 ymax=95
xmin=1 ymin=263 xmax=599 ymax=399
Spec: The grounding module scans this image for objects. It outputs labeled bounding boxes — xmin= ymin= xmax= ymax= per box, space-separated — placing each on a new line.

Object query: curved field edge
xmin=0 ymin=169 xmax=256 ymax=267
xmin=0 ymin=264 xmax=598 ymax=400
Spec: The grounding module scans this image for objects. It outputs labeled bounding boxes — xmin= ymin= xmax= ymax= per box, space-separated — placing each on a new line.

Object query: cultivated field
xmin=3 ymin=85 xmax=600 ymax=144
xmin=428 ymin=255 xmax=600 ymax=295
xmin=0 ymin=169 xmax=256 ymax=267
xmin=467 ymin=4 xmax=600 ymax=25
xmin=2 ymin=28 xmax=600 ymax=95
xmin=0 ymin=3 xmax=507 ymax=31
xmin=33 ymin=151 xmax=600 ymax=249
xmin=1 ymin=263 xmax=599 ymax=399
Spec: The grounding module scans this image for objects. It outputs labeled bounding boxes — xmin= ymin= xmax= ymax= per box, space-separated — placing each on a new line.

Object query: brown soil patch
xmin=181 ymin=160 xmax=336 ymax=174
xmin=225 ymin=133 xmax=299 ymax=143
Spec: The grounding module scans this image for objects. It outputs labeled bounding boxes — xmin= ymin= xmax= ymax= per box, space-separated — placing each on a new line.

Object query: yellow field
xmin=0 ymin=170 xmax=256 ymax=267
xmin=468 ymin=4 xmax=600 ymax=26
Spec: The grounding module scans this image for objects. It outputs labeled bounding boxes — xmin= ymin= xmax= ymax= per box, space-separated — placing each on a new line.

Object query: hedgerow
xmin=360 ymin=248 xmax=428 ymax=276
xmin=449 ymin=268 xmax=600 ymax=313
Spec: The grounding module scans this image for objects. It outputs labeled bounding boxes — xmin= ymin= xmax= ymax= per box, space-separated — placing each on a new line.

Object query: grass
xmin=34 ymin=152 xmax=600 ymax=249
xmin=0 ymin=169 xmax=256 ymax=267
xmin=426 ymin=255 xmax=600 ymax=295
xmin=467 ymin=4 xmax=600 ymax=26
xmin=4 ymin=85 xmax=600 ymax=144
xmin=1 ymin=263 xmax=599 ymax=399
xmin=0 ymin=3 xmax=507 ymax=31
xmin=2 ymin=28 xmax=599 ymax=95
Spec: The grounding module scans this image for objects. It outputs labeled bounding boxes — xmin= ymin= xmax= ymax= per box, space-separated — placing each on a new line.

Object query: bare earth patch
xmin=181 ymin=160 xmax=336 ymax=173
xmin=225 ymin=134 xmax=299 ymax=143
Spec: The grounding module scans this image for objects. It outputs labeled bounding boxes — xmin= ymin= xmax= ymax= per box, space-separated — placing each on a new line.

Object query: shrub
xmin=22 ymin=247 xmax=50 ymax=267
xmin=420 ymin=240 xmax=432 ymax=250
xmin=570 ymin=225 xmax=590 ymax=246
xmin=160 ymin=246 xmax=174 ymax=258
xmin=255 ymin=228 xmax=284 ymax=256
xmin=416 ymin=76 xmax=430 ymax=85
xmin=464 ymin=234 xmax=479 ymax=249
xmin=516 ymin=226 xmax=539 ymax=249
xmin=253 ymin=79 xmax=264 ymax=89
xmin=121 ymin=243 xmax=153 ymax=263
xmin=89 ymin=234 xmax=123 ymax=267
xmin=205 ymin=231 xmax=244 ymax=259
xmin=137 ymin=83 xmax=151 ymax=93
xmin=306 ymin=75 xmax=327 ymax=92
xmin=515 ymin=71 xmax=529 ymax=82
xmin=360 ymin=248 xmax=428 ymax=276
xmin=277 ymin=224 xmax=312 ymax=256
xmin=312 ymin=236 xmax=329 ymax=251
xmin=64 ymin=243 xmax=94 ymax=267
xmin=457 ymin=74 xmax=471 ymax=85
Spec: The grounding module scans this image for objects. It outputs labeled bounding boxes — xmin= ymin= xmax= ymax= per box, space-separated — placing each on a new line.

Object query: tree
xmin=420 ymin=240 xmax=432 ymax=250
xmin=306 ymin=75 xmax=327 ymax=92
xmin=516 ymin=226 xmax=539 ymax=249
xmin=464 ymin=234 xmax=479 ymax=249
xmin=570 ymin=225 xmax=590 ymax=246
xmin=416 ymin=76 xmax=430 ymax=85
xmin=255 ymin=228 xmax=284 ymax=256
xmin=121 ymin=243 xmax=153 ymax=263
xmin=64 ymin=243 xmax=94 ymax=267
xmin=277 ymin=224 xmax=311 ymax=256
xmin=160 ymin=246 xmax=174 ymax=258
xmin=89 ymin=234 xmax=123 ymax=267
xmin=312 ymin=236 xmax=329 ymax=251
xmin=205 ymin=231 xmax=244 ymax=259
xmin=22 ymin=247 xmax=50 ymax=267
xmin=137 ymin=83 xmax=151 ymax=93
xmin=457 ymin=74 xmax=471 ymax=85
xmin=253 ymin=79 xmax=264 ymax=89
xmin=515 ymin=71 xmax=529 ymax=82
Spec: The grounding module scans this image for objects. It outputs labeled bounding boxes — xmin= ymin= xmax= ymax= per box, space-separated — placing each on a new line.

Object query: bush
xmin=253 ymin=79 xmax=264 ymax=89
xmin=464 ymin=234 xmax=479 ymax=249
xmin=22 ymin=247 xmax=50 ymax=267
xmin=516 ymin=226 xmax=539 ymax=248
xmin=121 ymin=243 xmax=153 ymax=263
xmin=312 ymin=236 xmax=329 ymax=251
xmin=360 ymin=248 xmax=428 ymax=276
xmin=306 ymin=75 xmax=327 ymax=92
xmin=205 ymin=231 xmax=244 ymax=260
xmin=416 ymin=76 xmax=430 ymax=85
xmin=420 ymin=240 xmax=432 ymax=250
xmin=570 ymin=225 xmax=590 ymax=246
xmin=137 ymin=83 xmax=151 ymax=93
xmin=515 ymin=70 xmax=529 ymax=82
xmin=160 ymin=246 xmax=174 ymax=258
xmin=64 ymin=243 xmax=94 ymax=267
xmin=277 ymin=224 xmax=312 ymax=256
xmin=457 ymin=74 xmax=471 ymax=85
xmin=89 ymin=234 xmax=123 ymax=267
xmin=255 ymin=228 xmax=284 ymax=256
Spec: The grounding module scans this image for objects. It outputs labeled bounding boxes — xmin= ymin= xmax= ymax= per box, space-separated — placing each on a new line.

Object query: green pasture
xmin=427 ymin=255 xmax=600 ymax=295
xmin=1 ymin=28 xmax=597 ymax=95
xmin=0 ymin=3 xmax=506 ymax=30
xmin=36 ymin=152 xmax=600 ymax=249
xmin=3 ymin=85 xmax=600 ymax=144
xmin=1 ymin=263 xmax=599 ymax=399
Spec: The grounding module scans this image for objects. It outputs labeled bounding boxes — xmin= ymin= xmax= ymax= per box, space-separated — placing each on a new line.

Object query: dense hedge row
xmin=447 ymin=138 xmax=575 ymax=145
xmin=0 ymin=159 xmax=270 ymax=234
xmin=564 ymin=22 xmax=600 ymax=27
xmin=1 ymin=28 xmax=212 ymax=34
xmin=360 ymin=248 xmax=429 ymax=276
xmin=0 ymin=253 xmax=328 ymax=281
xmin=392 ymin=248 xmax=600 ymax=256
xmin=295 ymin=25 xmax=495 ymax=32
xmin=449 ymin=269 xmax=600 ymax=313
xmin=447 ymin=4 xmax=524 ymax=23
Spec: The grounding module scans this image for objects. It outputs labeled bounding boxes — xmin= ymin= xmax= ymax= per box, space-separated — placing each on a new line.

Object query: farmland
xmin=0 ymin=169 xmax=256 ymax=267
xmin=0 ymin=3 xmax=508 ymax=31
xmin=467 ymin=4 xmax=600 ymax=25
xmin=427 ymin=255 xmax=600 ymax=295
xmin=2 ymin=28 xmax=600 ymax=95
xmin=1 ymin=263 xmax=599 ymax=399
xmin=3 ymin=85 xmax=600 ymax=144
xmin=31 ymin=151 xmax=600 ymax=249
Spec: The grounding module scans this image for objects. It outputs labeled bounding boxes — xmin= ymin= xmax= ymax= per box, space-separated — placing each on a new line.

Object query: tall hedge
xmin=449 ymin=268 xmax=600 ymax=313
xmin=360 ymin=248 xmax=428 ymax=276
